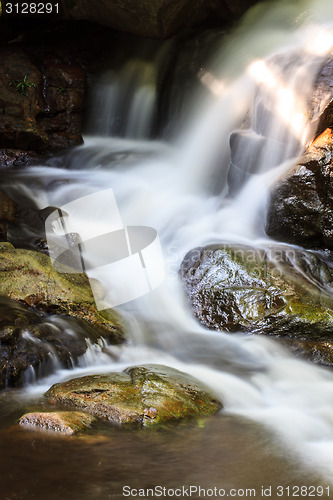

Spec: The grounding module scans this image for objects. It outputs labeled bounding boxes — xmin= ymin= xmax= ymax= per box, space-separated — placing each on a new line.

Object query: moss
xmin=0 ymin=243 xmax=124 ymax=340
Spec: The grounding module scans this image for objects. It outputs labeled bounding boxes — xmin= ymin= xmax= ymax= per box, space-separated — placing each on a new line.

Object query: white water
xmin=8 ymin=0 xmax=333 ymax=482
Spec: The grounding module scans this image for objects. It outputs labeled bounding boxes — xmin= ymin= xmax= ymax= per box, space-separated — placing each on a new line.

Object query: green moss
xmin=0 ymin=244 xmax=124 ymax=340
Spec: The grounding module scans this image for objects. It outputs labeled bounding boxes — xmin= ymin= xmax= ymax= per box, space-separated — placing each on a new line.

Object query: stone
xmin=60 ymin=0 xmax=258 ymax=39
xmin=180 ymin=243 xmax=333 ymax=342
xmin=0 ymin=191 xmax=16 ymax=241
xmin=0 ymin=242 xmax=124 ymax=338
xmin=266 ymin=129 xmax=333 ymax=250
xmin=45 ymin=364 xmax=222 ymax=426
xmin=0 ymin=296 xmax=122 ymax=388
xmin=18 ymin=411 xmax=96 ymax=434
xmin=0 ymin=47 xmax=85 ymax=152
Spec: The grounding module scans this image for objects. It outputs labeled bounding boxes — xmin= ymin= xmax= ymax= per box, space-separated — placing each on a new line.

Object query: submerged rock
xmin=0 ymin=297 xmax=121 ymax=389
xmin=45 ymin=364 xmax=222 ymax=426
xmin=267 ymin=129 xmax=333 ymax=250
xmin=19 ymin=411 xmax=95 ymax=435
xmin=180 ymin=243 xmax=333 ymax=362
xmin=0 ymin=242 xmax=124 ymax=338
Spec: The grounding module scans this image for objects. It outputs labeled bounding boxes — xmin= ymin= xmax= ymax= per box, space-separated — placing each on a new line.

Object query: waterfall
xmin=4 ymin=0 xmax=333 ymax=481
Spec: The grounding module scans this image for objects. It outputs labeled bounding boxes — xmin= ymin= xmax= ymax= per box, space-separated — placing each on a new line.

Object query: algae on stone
xmin=0 ymin=242 xmax=124 ymax=340
xmin=45 ymin=364 xmax=222 ymax=427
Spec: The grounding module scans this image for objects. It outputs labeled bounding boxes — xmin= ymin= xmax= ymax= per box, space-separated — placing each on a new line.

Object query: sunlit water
xmin=2 ymin=0 xmax=333 ymax=493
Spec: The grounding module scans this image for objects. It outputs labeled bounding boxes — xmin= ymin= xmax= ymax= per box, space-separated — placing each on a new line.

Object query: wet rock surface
xmin=0 ymin=191 xmax=16 ymax=241
xmin=180 ymin=243 xmax=333 ymax=362
xmin=267 ymin=129 xmax=333 ymax=250
xmin=0 ymin=46 xmax=85 ymax=152
xmin=45 ymin=364 xmax=222 ymax=426
xmin=0 ymin=297 xmax=121 ymax=388
xmin=0 ymin=242 xmax=124 ymax=338
xmin=19 ymin=411 xmax=96 ymax=435
xmin=60 ymin=0 xmax=258 ymax=38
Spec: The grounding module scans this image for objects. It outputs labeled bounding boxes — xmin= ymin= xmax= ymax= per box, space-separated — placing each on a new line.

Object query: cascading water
xmin=3 ymin=0 xmax=333 ymax=488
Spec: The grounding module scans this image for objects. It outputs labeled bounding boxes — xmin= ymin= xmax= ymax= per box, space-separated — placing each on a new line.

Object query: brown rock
xmin=0 ymin=191 xmax=16 ymax=241
xmin=19 ymin=411 xmax=96 ymax=434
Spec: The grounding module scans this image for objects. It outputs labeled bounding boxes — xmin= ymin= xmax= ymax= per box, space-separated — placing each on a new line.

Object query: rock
xmin=266 ymin=128 xmax=333 ymax=250
xmin=180 ymin=243 xmax=333 ymax=342
xmin=0 ymin=242 xmax=123 ymax=338
xmin=0 ymin=296 xmax=122 ymax=388
xmin=45 ymin=364 xmax=222 ymax=426
xmin=0 ymin=149 xmax=41 ymax=169
xmin=280 ymin=338 xmax=333 ymax=366
xmin=0 ymin=47 xmax=85 ymax=152
xmin=0 ymin=191 xmax=16 ymax=241
xmin=60 ymin=0 xmax=258 ymax=39
xmin=310 ymin=55 xmax=333 ymax=136
xmin=18 ymin=411 xmax=95 ymax=434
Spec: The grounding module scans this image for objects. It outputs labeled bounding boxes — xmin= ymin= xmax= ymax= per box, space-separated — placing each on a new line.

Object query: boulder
xmin=45 ymin=364 xmax=222 ymax=426
xmin=0 ymin=296 xmax=122 ymax=388
xmin=266 ymin=128 xmax=333 ymax=250
xmin=60 ymin=0 xmax=258 ymax=39
xmin=18 ymin=411 xmax=96 ymax=434
xmin=0 ymin=242 xmax=123 ymax=336
xmin=180 ymin=243 xmax=333 ymax=363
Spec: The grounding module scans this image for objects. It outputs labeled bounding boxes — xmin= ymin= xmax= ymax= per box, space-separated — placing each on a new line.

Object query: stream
xmin=2 ymin=0 xmax=333 ymax=498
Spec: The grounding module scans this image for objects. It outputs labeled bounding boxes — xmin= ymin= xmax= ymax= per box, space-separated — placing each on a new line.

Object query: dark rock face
xmin=0 ymin=191 xmax=16 ymax=241
xmin=45 ymin=364 xmax=222 ymax=426
xmin=0 ymin=47 xmax=85 ymax=152
xmin=0 ymin=149 xmax=41 ymax=169
xmin=60 ymin=0 xmax=258 ymax=39
xmin=310 ymin=55 xmax=333 ymax=136
xmin=0 ymin=297 xmax=122 ymax=389
xmin=180 ymin=243 xmax=333 ymax=363
xmin=266 ymin=128 xmax=333 ymax=250
xmin=0 ymin=242 xmax=124 ymax=338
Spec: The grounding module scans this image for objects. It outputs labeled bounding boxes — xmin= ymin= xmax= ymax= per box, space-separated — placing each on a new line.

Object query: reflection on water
xmin=0 ymin=410 xmax=328 ymax=500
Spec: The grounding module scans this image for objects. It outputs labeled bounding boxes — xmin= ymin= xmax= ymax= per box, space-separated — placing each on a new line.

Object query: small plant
xmin=9 ymin=75 xmax=36 ymax=96
xmin=57 ymin=86 xmax=66 ymax=94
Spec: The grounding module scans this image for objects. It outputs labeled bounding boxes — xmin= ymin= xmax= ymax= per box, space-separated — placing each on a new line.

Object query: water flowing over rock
xmin=18 ymin=411 xmax=96 ymax=435
xmin=0 ymin=297 xmax=122 ymax=389
xmin=0 ymin=242 xmax=122 ymax=329
xmin=45 ymin=364 xmax=222 ymax=426
xmin=180 ymin=243 xmax=333 ymax=363
xmin=267 ymin=128 xmax=333 ymax=250
xmin=60 ymin=0 xmax=258 ymax=38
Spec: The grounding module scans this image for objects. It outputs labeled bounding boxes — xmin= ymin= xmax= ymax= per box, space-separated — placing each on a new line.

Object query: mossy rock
xmin=18 ymin=411 xmax=96 ymax=435
xmin=180 ymin=243 xmax=333 ymax=360
xmin=45 ymin=364 xmax=222 ymax=427
xmin=0 ymin=242 xmax=124 ymax=340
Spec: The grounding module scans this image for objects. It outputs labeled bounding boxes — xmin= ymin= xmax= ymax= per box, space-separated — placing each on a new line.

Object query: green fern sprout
xmin=9 ymin=75 xmax=36 ymax=96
